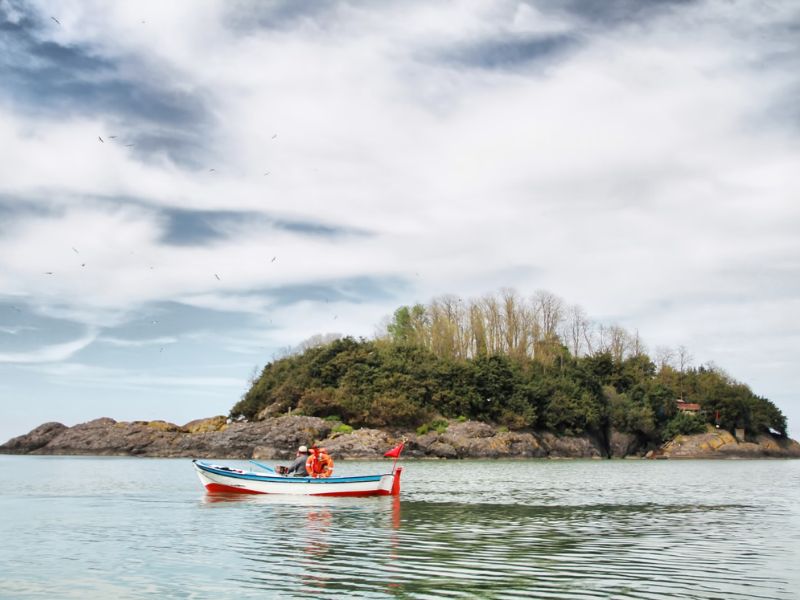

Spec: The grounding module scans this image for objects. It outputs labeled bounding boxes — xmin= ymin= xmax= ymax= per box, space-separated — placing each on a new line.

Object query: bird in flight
xmin=50 ymin=16 xmax=60 ymax=25
xmin=208 ymin=168 xmax=215 ymax=172
xmin=43 ymin=272 xmax=54 ymax=275
xmin=271 ymin=134 xmax=278 ymax=139
xmin=271 ymin=256 xmax=277 ymax=262
xmin=72 ymin=247 xmax=79 ymax=254
xmin=214 ymin=274 xmax=221 ymax=281
xmin=98 ymin=136 xmax=104 ymax=143
xmin=263 ymin=171 xmax=270 ymax=176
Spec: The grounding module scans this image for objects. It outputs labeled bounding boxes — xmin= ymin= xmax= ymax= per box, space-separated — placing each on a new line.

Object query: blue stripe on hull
xmin=193 ymin=460 xmax=387 ymax=484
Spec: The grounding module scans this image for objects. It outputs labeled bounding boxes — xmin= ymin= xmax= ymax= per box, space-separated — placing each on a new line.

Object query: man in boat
xmin=281 ymin=445 xmax=310 ymax=477
xmin=305 ymin=446 xmax=334 ymax=478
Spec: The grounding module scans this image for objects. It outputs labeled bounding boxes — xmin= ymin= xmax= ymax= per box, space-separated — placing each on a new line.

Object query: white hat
xmin=298 ymin=445 xmax=308 ymax=453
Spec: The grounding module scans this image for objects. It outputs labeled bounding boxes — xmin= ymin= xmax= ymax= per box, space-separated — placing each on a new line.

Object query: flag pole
xmin=390 ymin=438 xmax=406 ymax=474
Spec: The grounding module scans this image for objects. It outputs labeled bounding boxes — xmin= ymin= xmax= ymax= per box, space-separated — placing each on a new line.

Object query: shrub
xmin=296 ymin=388 xmax=339 ymax=418
xmin=332 ymin=424 xmax=353 ymax=434
xmin=416 ymin=423 xmax=430 ymax=435
xmin=366 ymin=394 xmax=428 ymax=428
xmin=661 ymin=411 xmax=706 ymax=442
xmin=457 ymin=415 xmax=467 ymax=422
xmin=430 ymin=418 xmax=449 ymax=434
xmin=324 ymin=415 xmax=342 ymax=422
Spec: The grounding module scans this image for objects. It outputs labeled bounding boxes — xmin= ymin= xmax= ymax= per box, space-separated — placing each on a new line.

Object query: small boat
xmin=193 ymin=460 xmax=403 ymax=497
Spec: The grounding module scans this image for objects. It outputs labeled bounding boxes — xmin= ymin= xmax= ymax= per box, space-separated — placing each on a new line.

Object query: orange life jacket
xmin=305 ymin=451 xmax=334 ymax=478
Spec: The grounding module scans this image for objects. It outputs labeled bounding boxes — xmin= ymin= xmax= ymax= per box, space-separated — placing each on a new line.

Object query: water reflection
xmin=6 ymin=457 xmax=796 ymax=599
xmin=195 ymin=493 xmax=794 ymax=599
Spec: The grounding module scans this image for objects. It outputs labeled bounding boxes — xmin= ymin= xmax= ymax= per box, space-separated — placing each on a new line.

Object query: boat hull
xmin=193 ymin=460 xmax=402 ymax=497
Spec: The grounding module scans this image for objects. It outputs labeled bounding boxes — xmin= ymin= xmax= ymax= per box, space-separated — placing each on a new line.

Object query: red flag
xmin=384 ymin=442 xmax=404 ymax=458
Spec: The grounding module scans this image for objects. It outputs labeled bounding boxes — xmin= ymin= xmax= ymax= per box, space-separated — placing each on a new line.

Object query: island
xmin=3 ymin=292 xmax=798 ymax=459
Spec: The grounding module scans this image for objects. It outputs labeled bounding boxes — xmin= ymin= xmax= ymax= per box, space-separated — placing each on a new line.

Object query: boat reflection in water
xmin=199 ymin=490 xmax=404 ymax=596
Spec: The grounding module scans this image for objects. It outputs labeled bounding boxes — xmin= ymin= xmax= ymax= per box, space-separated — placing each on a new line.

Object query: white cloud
xmin=0 ymin=329 xmax=97 ymax=363
xmin=1 ymin=0 xmax=799 ymax=437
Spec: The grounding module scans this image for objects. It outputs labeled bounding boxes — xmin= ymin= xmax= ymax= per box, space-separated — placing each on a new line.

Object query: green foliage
xmin=430 ymin=419 xmax=449 ymax=434
xmin=231 ymin=327 xmax=788 ymax=441
xmin=416 ymin=419 xmax=448 ymax=435
xmin=366 ymin=394 xmax=429 ymax=428
xmin=606 ymin=386 xmax=656 ymax=438
xmin=661 ymin=411 xmax=706 ymax=442
xmin=544 ymin=390 xmax=601 ymax=435
xmin=332 ymin=424 xmax=353 ymax=434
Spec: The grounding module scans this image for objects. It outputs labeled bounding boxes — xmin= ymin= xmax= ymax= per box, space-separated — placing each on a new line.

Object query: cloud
xmin=0 ymin=0 xmax=799 ymax=438
xmin=0 ymin=328 xmax=96 ymax=363
xmin=0 ymin=0 xmax=214 ymax=166
xmin=159 ymin=207 xmax=367 ymax=246
xmin=0 ymin=325 xmax=37 ymax=334
xmin=439 ymin=33 xmax=577 ymax=70
xmin=26 ymin=361 xmax=243 ymax=391
xmin=97 ymin=335 xmax=177 ymax=348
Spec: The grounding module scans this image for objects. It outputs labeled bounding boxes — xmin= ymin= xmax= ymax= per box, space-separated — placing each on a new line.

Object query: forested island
xmin=3 ymin=290 xmax=797 ymax=459
xmin=235 ymin=291 xmax=788 ymax=444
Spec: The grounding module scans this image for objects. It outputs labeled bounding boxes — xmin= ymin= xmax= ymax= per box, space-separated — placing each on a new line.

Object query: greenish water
xmin=1 ymin=457 xmax=798 ymax=599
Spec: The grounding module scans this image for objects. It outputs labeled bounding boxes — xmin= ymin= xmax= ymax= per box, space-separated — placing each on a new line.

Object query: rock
xmin=183 ymin=416 xmax=228 ymax=434
xmin=4 ymin=416 xmax=799 ymax=460
xmin=404 ymin=431 xmax=439 ymax=457
xmin=464 ymin=432 xmax=547 ymax=458
xmin=141 ymin=420 xmax=184 ymax=432
xmin=428 ymin=441 xmax=458 ymax=458
xmin=252 ymin=446 xmax=281 ymax=460
xmin=28 ymin=418 xmax=181 ymax=456
xmin=537 ymin=432 xmax=604 ymax=458
xmin=1 ymin=415 xmax=332 ymax=459
xmin=317 ymin=428 xmax=393 ymax=458
xmin=445 ymin=421 xmax=496 ymax=439
xmin=659 ymin=430 xmax=800 ymax=458
xmin=609 ymin=430 xmax=644 ymax=458
xmin=255 ymin=402 xmax=287 ymax=421
xmin=0 ymin=422 xmax=67 ymax=454
xmin=168 ymin=416 xmax=332 ymax=459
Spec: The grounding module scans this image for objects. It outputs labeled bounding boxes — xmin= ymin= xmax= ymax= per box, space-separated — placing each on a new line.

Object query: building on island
xmin=676 ymin=399 xmax=701 ymax=414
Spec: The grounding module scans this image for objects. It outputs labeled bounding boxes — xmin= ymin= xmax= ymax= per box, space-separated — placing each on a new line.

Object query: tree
xmin=677 ymin=344 xmax=693 ymax=401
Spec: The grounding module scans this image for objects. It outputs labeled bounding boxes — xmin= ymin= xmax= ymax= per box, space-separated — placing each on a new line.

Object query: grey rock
xmin=657 ymin=429 xmax=800 ymax=459
xmin=0 ymin=422 xmax=67 ymax=454
xmin=609 ymin=430 xmax=644 ymax=458
xmin=538 ymin=431 xmax=604 ymax=458
xmin=429 ymin=441 xmax=458 ymax=459
xmin=317 ymin=428 xmax=393 ymax=459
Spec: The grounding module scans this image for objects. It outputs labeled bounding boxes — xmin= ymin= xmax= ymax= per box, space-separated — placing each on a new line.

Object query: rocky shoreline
xmin=2 ymin=416 xmax=799 ymax=460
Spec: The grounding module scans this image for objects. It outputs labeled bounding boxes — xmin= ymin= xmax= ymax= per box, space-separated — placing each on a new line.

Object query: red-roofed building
xmin=676 ymin=399 xmax=701 ymax=413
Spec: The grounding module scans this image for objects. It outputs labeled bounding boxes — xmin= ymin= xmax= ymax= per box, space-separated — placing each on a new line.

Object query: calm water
xmin=1 ymin=457 xmax=799 ymax=599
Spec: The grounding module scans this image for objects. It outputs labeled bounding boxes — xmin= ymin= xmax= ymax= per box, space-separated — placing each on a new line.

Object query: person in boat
xmin=282 ymin=445 xmax=310 ymax=477
xmin=305 ymin=446 xmax=334 ymax=478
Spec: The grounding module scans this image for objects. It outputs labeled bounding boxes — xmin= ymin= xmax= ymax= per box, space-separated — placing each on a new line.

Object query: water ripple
xmin=1 ymin=457 xmax=799 ymax=598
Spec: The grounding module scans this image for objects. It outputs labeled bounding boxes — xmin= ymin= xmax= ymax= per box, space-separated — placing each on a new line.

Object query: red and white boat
xmin=193 ymin=460 xmax=403 ymax=497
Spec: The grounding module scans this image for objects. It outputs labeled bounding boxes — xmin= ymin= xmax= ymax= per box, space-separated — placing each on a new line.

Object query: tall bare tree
xmin=677 ymin=344 xmax=693 ymax=401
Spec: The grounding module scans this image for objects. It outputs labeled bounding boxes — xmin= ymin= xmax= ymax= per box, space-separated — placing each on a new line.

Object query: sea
xmin=1 ymin=456 xmax=798 ymax=599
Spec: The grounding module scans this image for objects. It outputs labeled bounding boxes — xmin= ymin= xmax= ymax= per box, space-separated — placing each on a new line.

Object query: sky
xmin=1 ymin=0 xmax=798 ymax=442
